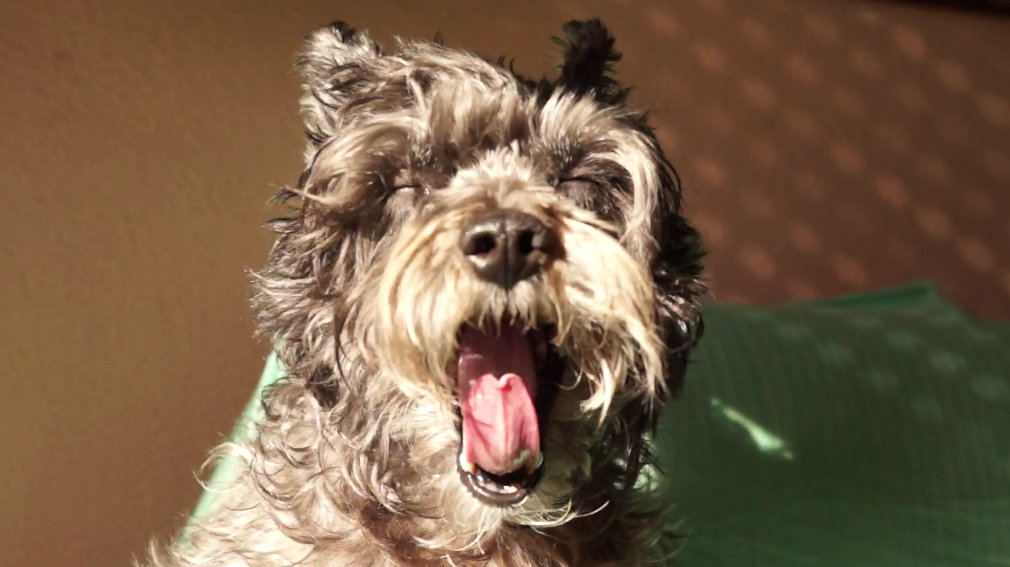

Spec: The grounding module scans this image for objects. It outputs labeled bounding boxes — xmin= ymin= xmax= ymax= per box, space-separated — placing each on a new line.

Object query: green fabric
xmin=193 ymin=283 xmax=1010 ymax=565
xmin=657 ymin=282 xmax=1010 ymax=565
xmin=189 ymin=352 xmax=281 ymax=522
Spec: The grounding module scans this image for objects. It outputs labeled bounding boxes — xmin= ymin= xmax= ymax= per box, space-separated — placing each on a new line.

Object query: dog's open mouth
xmin=454 ymin=320 xmax=563 ymax=507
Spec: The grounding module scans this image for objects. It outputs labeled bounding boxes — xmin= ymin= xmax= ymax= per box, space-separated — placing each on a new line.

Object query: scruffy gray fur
xmin=144 ymin=19 xmax=705 ymax=567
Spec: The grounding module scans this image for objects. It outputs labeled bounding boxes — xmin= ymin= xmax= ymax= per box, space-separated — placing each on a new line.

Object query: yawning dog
xmin=146 ymin=19 xmax=704 ymax=567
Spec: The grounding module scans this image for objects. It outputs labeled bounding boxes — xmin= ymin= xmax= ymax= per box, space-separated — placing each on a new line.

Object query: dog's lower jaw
xmin=145 ymin=381 xmax=669 ymax=567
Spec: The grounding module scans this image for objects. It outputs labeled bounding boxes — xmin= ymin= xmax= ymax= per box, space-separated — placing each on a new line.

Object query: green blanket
xmin=195 ymin=283 xmax=1010 ymax=565
xmin=658 ymin=282 xmax=1010 ymax=565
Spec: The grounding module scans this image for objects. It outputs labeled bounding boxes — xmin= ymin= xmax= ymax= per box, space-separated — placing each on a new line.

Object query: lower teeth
xmin=458 ymin=454 xmax=477 ymax=474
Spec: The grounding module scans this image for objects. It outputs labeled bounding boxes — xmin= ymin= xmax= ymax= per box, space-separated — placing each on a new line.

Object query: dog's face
xmin=255 ymin=20 xmax=703 ymax=538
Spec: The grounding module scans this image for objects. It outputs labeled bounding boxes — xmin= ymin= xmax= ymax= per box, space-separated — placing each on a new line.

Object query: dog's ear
xmin=653 ymin=209 xmax=705 ymax=397
xmin=642 ymin=135 xmax=705 ymax=396
xmin=298 ymin=22 xmax=383 ymax=151
xmin=553 ymin=19 xmax=629 ymax=105
xmin=615 ymin=211 xmax=703 ymax=490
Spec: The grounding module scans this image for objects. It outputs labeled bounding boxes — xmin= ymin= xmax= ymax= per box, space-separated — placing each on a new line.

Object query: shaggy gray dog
xmin=147 ymin=19 xmax=704 ymax=567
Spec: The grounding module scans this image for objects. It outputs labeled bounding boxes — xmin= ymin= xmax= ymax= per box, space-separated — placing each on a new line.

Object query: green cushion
xmin=657 ymin=282 xmax=1010 ymax=566
xmin=195 ymin=283 xmax=1010 ymax=565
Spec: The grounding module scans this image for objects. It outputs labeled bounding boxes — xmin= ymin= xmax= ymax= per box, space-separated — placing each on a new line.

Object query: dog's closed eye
xmin=382 ymin=170 xmax=430 ymax=221
xmin=557 ymin=176 xmax=619 ymax=217
xmin=557 ymin=176 xmax=600 ymax=198
xmin=388 ymin=170 xmax=426 ymax=194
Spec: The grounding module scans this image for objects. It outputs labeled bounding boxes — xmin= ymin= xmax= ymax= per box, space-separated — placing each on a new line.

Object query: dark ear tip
xmin=326 ymin=20 xmax=356 ymax=35
xmin=303 ymin=20 xmax=381 ymax=52
xmin=560 ymin=18 xmax=616 ymax=53
xmin=554 ymin=18 xmax=627 ymax=104
xmin=299 ymin=21 xmax=382 ymax=80
xmin=562 ymin=19 xmax=612 ymax=41
xmin=304 ymin=20 xmax=359 ymax=44
xmin=562 ymin=18 xmax=607 ymax=33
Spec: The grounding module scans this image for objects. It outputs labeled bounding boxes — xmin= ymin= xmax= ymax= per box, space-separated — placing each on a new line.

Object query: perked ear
xmin=298 ymin=22 xmax=383 ymax=151
xmin=553 ymin=19 xmax=629 ymax=105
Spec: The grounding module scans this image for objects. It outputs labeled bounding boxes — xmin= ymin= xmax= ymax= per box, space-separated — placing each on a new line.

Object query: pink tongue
xmin=458 ymin=323 xmax=541 ymax=475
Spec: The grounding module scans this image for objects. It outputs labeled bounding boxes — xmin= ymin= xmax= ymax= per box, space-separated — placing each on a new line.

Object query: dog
xmin=146 ymin=19 xmax=705 ymax=567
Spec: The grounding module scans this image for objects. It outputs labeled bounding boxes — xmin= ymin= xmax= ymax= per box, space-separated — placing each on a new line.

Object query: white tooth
xmin=509 ymin=449 xmax=530 ymax=470
xmin=458 ymin=453 xmax=477 ymax=474
xmin=526 ymin=452 xmax=544 ymax=472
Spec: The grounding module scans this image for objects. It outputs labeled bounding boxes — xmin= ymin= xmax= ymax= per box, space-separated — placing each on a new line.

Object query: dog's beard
xmin=340 ymin=178 xmax=666 ymax=538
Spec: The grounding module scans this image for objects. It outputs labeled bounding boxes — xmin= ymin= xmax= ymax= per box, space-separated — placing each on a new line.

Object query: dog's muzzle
xmin=453 ymin=209 xmax=564 ymax=506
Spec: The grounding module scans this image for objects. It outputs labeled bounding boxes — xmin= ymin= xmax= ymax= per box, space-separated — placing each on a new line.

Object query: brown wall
xmin=1 ymin=1 xmax=1007 ymax=565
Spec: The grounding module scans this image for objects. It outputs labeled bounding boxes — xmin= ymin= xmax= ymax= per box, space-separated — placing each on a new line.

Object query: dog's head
xmin=255 ymin=19 xmax=704 ymax=542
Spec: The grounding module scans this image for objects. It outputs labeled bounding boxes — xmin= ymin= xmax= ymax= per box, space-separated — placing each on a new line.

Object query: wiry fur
xmin=145 ymin=19 xmax=704 ymax=567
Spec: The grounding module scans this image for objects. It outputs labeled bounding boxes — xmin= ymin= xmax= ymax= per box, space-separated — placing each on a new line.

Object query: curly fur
xmin=144 ymin=19 xmax=705 ymax=567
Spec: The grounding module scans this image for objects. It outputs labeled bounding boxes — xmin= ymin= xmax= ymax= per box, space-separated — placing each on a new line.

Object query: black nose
xmin=459 ymin=210 xmax=559 ymax=289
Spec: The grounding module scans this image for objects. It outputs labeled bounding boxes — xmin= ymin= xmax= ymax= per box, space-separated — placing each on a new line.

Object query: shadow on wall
xmin=882 ymin=0 xmax=1010 ymax=15
xmin=596 ymin=0 xmax=1010 ymax=317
